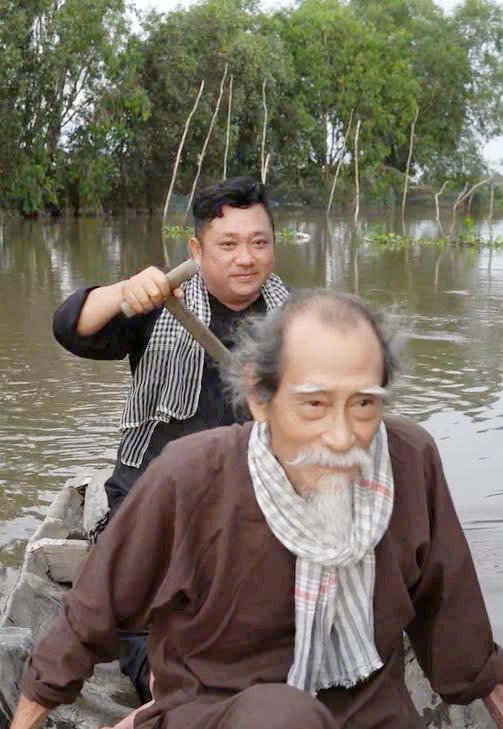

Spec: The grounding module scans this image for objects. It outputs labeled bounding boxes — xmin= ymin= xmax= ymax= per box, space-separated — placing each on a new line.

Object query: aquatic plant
xmin=163 ymin=225 xmax=296 ymax=242
xmin=163 ymin=225 xmax=193 ymax=239
xmin=276 ymin=228 xmax=296 ymax=242
xmin=366 ymin=232 xmax=503 ymax=250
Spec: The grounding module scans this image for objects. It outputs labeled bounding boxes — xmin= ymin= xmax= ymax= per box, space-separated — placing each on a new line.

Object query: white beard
xmin=303 ymin=473 xmax=354 ymax=545
xmin=288 ymin=445 xmax=374 ymax=546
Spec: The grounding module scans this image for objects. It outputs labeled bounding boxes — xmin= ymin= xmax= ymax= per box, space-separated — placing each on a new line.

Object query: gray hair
xmin=222 ymin=289 xmax=399 ymax=414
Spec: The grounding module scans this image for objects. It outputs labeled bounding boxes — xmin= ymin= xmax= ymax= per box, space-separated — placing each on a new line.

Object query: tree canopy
xmin=1 ymin=0 xmax=502 ymax=214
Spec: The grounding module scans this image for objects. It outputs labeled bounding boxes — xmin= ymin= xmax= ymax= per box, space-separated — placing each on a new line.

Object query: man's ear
xmin=243 ymin=365 xmax=269 ymax=423
xmin=189 ymin=237 xmax=202 ymax=266
xmin=246 ymin=391 xmax=269 ymax=423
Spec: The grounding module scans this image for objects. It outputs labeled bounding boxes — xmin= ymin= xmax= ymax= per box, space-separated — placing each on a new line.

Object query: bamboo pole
xmin=263 ymin=152 xmax=271 ymax=183
xmin=327 ymin=108 xmax=354 ymax=216
xmin=161 ymin=80 xmax=205 ymax=261
xmin=488 ymin=184 xmax=495 ymax=232
xmin=223 ymin=74 xmax=233 ymax=181
xmin=261 ymin=79 xmax=269 ymax=183
xmin=401 ymin=104 xmax=419 ymax=234
xmin=165 ymin=296 xmax=232 ymax=365
xmin=433 ymin=180 xmax=449 ymax=236
xmin=353 ymin=119 xmax=361 ymax=226
xmin=434 ymin=252 xmax=443 ymax=290
xmin=185 ymin=64 xmax=229 ymax=221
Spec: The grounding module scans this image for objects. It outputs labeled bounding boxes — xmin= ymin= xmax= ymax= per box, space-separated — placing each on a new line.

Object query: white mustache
xmin=286 ymin=445 xmax=372 ymax=472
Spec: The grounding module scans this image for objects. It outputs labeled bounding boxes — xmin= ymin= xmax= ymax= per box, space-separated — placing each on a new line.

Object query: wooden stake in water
xmin=185 ymin=65 xmax=229 ymax=221
xmin=223 ymin=74 xmax=234 ymax=181
xmin=401 ymin=103 xmax=419 ymax=235
xmin=161 ymin=79 xmax=206 ymax=264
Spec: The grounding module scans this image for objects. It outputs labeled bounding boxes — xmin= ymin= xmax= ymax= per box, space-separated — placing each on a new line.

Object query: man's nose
xmin=321 ymin=411 xmax=355 ymax=453
xmin=235 ymin=244 xmax=254 ymax=265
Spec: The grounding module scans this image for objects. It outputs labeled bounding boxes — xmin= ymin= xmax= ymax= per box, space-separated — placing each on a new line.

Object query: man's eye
xmin=354 ymin=397 xmax=379 ymax=410
xmin=220 ymin=241 xmax=235 ymax=248
xmin=253 ymin=239 xmax=268 ymax=247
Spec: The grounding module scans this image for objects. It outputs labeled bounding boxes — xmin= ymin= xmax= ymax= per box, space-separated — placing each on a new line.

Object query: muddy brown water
xmin=1 ymin=206 xmax=502 ymax=641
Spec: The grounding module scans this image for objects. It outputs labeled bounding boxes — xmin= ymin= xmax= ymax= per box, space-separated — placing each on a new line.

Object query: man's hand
xmin=10 ymin=694 xmax=50 ymax=729
xmin=121 ymin=265 xmax=182 ymax=317
xmin=76 ymin=265 xmax=183 ymax=336
xmin=484 ymin=684 xmax=503 ymax=726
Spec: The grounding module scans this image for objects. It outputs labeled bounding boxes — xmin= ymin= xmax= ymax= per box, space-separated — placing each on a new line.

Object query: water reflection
xmin=0 ymin=208 xmax=502 ymax=639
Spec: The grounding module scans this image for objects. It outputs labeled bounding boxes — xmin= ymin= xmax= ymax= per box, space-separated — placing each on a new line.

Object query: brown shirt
xmin=22 ymin=416 xmax=503 ymax=728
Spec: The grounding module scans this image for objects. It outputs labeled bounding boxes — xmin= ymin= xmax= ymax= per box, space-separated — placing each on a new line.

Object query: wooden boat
xmin=0 ymin=469 xmax=139 ymax=729
xmin=0 ymin=471 xmax=497 ymax=728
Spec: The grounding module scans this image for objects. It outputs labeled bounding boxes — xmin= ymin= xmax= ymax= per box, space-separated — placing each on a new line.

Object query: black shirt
xmin=53 ymin=288 xmax=266 ymax=462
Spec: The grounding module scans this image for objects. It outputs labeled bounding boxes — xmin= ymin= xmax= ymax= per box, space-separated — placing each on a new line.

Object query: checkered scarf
xmin=119 ymin=272 xmax=289 ymax=467
xmin=248 ymin=421 xmax=394 ymax=695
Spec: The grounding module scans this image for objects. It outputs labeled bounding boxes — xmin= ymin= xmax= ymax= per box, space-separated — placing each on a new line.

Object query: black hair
xmin=192 ymin=176 xmax=275 ymax=239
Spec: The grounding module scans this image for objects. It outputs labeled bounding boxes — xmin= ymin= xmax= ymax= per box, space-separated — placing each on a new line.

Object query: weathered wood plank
xmin=83 ymin=469 xmax=112 ymax=535
xmin=405 ymin=643 xmax=495 ymax=727
xmin=0 ymin=628 xmax=33 ymax=729
xmin=27 ymin=538 xmax=89 ymax=584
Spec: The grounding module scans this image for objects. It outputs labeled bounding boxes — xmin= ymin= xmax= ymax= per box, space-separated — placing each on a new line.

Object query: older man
xmin=13 ymin=290 xmax=503 ymax=729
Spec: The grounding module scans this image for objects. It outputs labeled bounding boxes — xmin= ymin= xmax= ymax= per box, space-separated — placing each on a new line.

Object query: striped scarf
xmin=120 ymin=272 xmax=289 ymax=467
xmin=248 ymin=421 xmax=394 ymax=695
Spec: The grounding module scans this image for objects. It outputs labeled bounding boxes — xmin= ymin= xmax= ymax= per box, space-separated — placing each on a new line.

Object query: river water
xmin=1 ymin=206 xmax=502 ymax=640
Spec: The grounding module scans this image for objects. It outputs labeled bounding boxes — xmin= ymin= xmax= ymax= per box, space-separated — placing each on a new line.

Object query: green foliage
xmin=163 ymin=225 xmax=193 ymax=239
xmin=163 ymin=224 xmax=296 ymax=241
xmin=367 ymin=230 xmax=503 ymax=249
xmin=133 ymin=0 xmax=294 ymax=204
xmin=275 ymin=228 xmax=296 ymax=242
xmin=0 ymin=0 xmax=129 ymax=213
xmin=1 ymin=0 xmax=503 ymax=213
xmin=367 ymin=232 xmax=445 ymax=249
xmin=455 ymin=0 xmax=503 ymax=138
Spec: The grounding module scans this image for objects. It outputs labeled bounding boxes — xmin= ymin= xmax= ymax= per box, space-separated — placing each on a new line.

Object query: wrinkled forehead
xmin=279 ymin=313 xmax=385 ymax=391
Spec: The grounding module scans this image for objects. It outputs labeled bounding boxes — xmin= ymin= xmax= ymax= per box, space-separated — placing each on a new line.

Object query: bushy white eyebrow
xmin=289 ymin=383 xmax=389 ymax=398
xmin=359 ymin=385 xmax=389 ymax=398
xmin=289 ymin=383 xmax=329 ymax=394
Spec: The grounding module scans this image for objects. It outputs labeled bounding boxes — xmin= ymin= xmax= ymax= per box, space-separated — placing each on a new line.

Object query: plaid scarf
xmin=248 ymin=421 xmax=394 ymax=695
xmin=120 ymin=272 xmax=289 ymax=468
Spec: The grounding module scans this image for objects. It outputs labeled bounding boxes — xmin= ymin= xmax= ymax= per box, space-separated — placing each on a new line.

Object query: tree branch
xmin=433 ymin=180 xmax=449 ymax=236
xmin=401 ymin=103 xmax=419 ymax=233
xmin=260 ymin=78 xmax=269 ymax=183
xmin=327 ymin=107 xmax=354 ymax=216
xmin=161 ymin=78 xmax=205 ymax=261
xmin=223 ymin=74 xmax=233 ymax=181
xmin=185 ymin=65 xmax=228 ymax=220
xmin=353 ymin=118 xmax=361 ymax=226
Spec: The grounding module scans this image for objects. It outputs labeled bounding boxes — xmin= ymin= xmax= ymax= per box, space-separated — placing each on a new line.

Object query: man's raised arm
xmin=76 ymin=265 xmax=171 ymax=336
